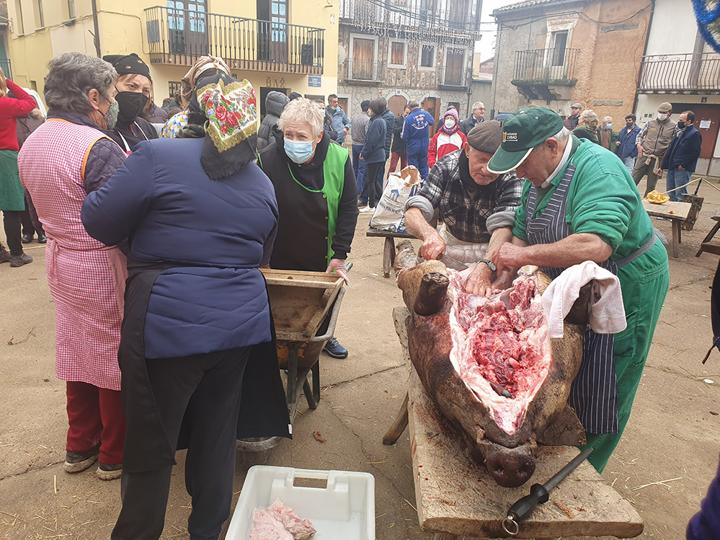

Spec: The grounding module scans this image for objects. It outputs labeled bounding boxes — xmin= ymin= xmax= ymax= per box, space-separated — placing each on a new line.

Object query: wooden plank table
xmin=366 ymin=228 xmax=416 ymax=277
xmin=642 ymin=199 xmax=692 ymax=258
xmin=387 ymin=307 xmax=644 ymax=539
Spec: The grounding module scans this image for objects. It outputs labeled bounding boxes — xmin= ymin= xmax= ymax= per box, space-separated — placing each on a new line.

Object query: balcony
xmin=339 ymin=0 xmax=479 ymax=38
xmin=511 ymin=48 xmax=578 ymax=101
xmin=144 ymin=6 xmax=324 ymax=75
xmin=638 ymin=53 xmax=720 ymax=94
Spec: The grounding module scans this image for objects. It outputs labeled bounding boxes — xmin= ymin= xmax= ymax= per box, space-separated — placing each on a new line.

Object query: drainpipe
xmin=466 ymin=0 xmax=483 ymax=115
xmin=631 ymin=0 xmax=655 ymax=115
xmin=91 ymin=0 xmax=101 ymax=57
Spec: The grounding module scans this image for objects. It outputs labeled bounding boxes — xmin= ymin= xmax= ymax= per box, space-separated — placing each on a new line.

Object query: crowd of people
xmin=0 ymin=49 xmax=712 ymax=538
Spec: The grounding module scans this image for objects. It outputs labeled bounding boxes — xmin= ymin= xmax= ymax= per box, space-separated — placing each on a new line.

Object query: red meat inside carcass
xmin=448 ymin=272 xmax=552 ymax=435
xmin=468 ymin=279 xmax=545 ymax=395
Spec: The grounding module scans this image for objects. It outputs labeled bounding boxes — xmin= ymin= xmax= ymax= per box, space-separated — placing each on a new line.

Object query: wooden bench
xmin=642 ymin=200 xmax=692 ymax=258
xmin=384 ymin=307 xmax=644 ymax=539
xmin=366 ymin=228 xmax=415 ymax=278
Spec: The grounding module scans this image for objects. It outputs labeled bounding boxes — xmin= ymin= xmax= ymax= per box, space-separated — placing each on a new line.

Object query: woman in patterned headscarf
xmin=82 ymin=73 xmax=290 ymax=539
xmin=160 ymin=55 xmax=231 ymax=139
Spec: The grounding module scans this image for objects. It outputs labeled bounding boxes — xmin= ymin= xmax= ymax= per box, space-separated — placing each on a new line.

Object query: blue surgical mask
xmin=284 ymin=138 xmax=314 ymax=164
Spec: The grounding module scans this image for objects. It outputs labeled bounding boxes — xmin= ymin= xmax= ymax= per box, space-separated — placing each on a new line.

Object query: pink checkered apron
xmin=18 ymin=119 xmax=126 ymax=391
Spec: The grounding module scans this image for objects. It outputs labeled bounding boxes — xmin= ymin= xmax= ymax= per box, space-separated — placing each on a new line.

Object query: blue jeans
xmin=352 ymin=144 xmax=367 ymax=203
xmin=666 ymin=168 xmax=691 ymax=202
xmin=622 ymin=156 xmax=635 ymax=174
xmin=407 ymin=143 xmax=429 ymax=179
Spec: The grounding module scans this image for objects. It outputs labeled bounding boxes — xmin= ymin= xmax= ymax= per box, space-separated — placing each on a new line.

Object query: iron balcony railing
xmin=144 ymin=6 xmax=324 ymax=74
xmin=512 ymin=48 xmax=579 ymax=85
xmin=638 ymin=53 xmax=720 ymax=92
xmin=339 ymin=0 xmax=479 ymax=35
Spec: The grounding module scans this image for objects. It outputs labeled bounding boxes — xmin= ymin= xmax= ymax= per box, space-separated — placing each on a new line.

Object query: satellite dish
xmin=693 ymin=0 xmax=720 ymax=53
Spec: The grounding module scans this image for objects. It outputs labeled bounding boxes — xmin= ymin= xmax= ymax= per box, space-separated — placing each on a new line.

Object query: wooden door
xmin=167 ymin=0 xmax=207 ymax=56
xmin=351 ymin=37 xmax=375 ymax=80
xmin=388 ymin=94 xmax=407 ymax=115
xmin=445 ymin=47 xmax=465 ymax=86
xmin=423 ymin=96 xmax=440 ymax=136
xmin=257 ymin=0 xmax=288 ymax=64
xmin=671 ymin=103 xmax=720 ymax=176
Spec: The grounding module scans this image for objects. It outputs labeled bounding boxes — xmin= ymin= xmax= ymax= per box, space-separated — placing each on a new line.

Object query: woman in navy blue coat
xmin=82 ymin=74 xmax=289 ymax=540
xmin=360 ymin=98 xmax=388 ymax=210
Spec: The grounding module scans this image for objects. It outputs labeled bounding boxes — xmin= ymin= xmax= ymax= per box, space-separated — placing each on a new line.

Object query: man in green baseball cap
xmin=487 ymin=106 xmax=669 ymax=474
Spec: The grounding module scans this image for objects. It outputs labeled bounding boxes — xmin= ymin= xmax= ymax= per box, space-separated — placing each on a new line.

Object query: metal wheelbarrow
xmin=262 ymin=269 xmax=347 ymax=419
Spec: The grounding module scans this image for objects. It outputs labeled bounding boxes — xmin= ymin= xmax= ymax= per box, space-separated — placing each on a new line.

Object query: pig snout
xmin=484 ymin=444 xmax=536 ymax=488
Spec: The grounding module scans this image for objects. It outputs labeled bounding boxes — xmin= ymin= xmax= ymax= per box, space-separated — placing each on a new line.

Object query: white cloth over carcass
xmin=540 ymin=261 xmax=626 ymax=339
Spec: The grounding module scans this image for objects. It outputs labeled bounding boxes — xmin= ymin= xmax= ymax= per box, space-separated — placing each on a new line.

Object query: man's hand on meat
xmin=419 ymin=229 xmax=447 ymax=260
xmin=463 ymin=263 xmax=494 ymax=296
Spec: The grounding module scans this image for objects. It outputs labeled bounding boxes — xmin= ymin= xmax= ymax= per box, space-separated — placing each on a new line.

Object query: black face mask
xmin=116 ymin=91 xmax=148 ymax=124
xmin=677 ymin=121 xmax=686 ymax=129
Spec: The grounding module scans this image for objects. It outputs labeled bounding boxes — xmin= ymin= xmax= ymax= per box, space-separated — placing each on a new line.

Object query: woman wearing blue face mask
xmin=258 ymin=97 xmax=359 ymax=359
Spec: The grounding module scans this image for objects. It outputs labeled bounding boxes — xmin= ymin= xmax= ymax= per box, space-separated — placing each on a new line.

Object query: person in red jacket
xmin=428 ymin=108 xmax=467 ymax=169
xmin=0 ymin=70 xmax=39 ymax=267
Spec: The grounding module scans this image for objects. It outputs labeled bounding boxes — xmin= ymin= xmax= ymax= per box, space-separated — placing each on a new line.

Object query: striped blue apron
xmin=525 ymin=164 xmax=618 ymax=434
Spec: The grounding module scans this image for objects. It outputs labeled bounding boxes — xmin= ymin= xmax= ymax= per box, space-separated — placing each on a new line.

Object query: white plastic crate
xmin=226 ymin=466 xmax=375 ymax=540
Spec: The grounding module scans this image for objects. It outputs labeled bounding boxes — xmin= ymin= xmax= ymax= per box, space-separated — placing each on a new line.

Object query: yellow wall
xmin=8 ymin=0 xmax=339 ymax=103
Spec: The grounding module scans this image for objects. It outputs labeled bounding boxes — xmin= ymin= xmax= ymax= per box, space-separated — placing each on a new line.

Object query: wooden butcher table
xmin=384 ymin=307 xmax=644 ymax=539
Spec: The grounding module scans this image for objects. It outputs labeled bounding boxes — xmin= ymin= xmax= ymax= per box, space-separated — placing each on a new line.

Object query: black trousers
xmin=364 ymin=161 xmax=385 ymax=207
xmin=112 ymin=347 xmax=250 ymax=540
xmin=2 ymin=211 xmax=23 ymax=255
xmin=20 ymin=192 xmax=43 ymax=237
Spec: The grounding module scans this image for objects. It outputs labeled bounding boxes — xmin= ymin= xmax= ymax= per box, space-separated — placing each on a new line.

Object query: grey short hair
xmin=278 ymin=97 xmax=324 ymax=138
xmin=472 ymin=101 xmax=485 ymax=111
xmin=44 ymin=53 xmax=117 ymax=114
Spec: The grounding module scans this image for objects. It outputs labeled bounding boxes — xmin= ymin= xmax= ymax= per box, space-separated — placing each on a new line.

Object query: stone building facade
xmin=491 ymin=0 xmax=652 ymax=121
xmin=337 ymin=0 xmax=481 ymax=131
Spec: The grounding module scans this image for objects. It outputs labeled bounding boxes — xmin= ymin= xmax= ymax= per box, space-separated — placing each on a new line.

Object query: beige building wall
xmin=8 ymin=0 xmax=339 ymax=104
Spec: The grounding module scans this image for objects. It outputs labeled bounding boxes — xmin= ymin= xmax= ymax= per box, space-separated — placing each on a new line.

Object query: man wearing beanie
xmin=486 ymin=107 xmax=669 ymax=473
xmin=102 ymin=53 xmax=158 ymax=152
xmin=404 ymin=120 xmax=522 ymax=294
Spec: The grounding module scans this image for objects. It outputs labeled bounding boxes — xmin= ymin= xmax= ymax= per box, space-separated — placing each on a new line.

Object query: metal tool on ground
xmin=502 ymin=447 xmax=594 ymax=536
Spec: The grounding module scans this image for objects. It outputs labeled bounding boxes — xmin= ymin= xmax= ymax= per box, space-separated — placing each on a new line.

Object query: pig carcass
xmin=395 ymin=241 xmax=587 ymax=487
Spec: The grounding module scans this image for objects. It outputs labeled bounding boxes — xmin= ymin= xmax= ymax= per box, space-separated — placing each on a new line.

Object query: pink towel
xmin=541 ymin=261 xmax=626 ymax=339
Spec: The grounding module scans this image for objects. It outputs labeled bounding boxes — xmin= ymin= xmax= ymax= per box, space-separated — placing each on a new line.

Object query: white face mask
xmin=605 ymin=123 xmax=613 ymax=129
xmin=444 ymin=118 xmax=456 ymax=129
xmin=657 ymin=113 xmax=669 ymax=121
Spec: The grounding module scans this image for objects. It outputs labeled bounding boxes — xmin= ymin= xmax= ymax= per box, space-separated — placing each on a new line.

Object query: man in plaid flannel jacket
xmin=404 ymin=121 xmax=523 ymax=295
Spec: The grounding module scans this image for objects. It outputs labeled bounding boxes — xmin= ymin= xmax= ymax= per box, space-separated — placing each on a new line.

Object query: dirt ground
xmin=1 ymin=174 xmax=720 ymax=539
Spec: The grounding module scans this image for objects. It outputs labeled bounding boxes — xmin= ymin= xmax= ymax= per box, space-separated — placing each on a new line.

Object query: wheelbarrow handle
xmin=310 ymin=286 xmax=347 ymax=343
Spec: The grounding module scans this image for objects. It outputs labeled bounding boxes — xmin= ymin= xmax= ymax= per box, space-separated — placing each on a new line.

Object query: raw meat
xmin=395 ymin=241 xmax=587 ymax=487
xmin=448 ymin=270 xmax=552 ymax=436
xmin=249 ymin=500 xmax=316 ymax=540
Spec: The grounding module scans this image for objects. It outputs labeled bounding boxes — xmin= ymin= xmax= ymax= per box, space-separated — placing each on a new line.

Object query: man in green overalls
xmin=486 ymin=107 xmax=669 ymax=472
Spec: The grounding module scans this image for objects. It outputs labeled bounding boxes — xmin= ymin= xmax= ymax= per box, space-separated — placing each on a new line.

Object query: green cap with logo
xmin=487 ymin=107 xmax=565 ymax=174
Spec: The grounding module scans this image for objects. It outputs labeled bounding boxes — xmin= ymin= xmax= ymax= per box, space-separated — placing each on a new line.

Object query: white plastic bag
xmin=370 ymin=166 xmax=420 ymax=232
